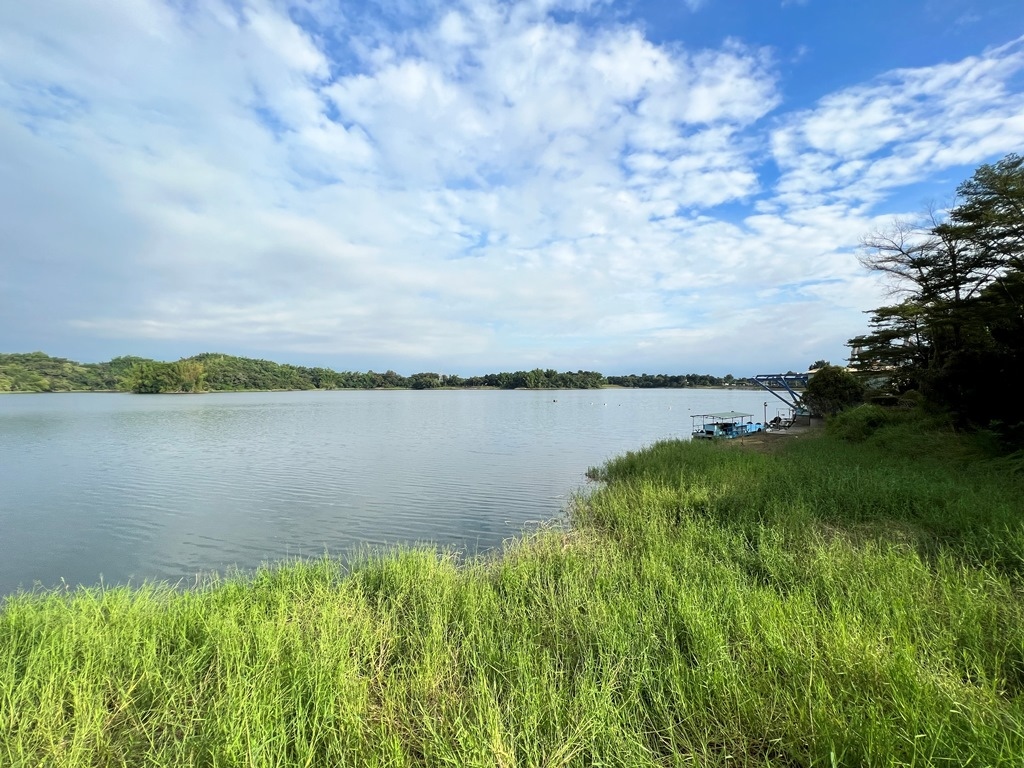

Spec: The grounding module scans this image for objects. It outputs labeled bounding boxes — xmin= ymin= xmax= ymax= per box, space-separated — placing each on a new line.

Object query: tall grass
xmin=2 ymin=408 xmax=1023 ymax=766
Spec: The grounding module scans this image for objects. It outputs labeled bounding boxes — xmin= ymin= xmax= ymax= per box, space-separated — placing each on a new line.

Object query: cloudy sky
xmin=2 ymin=0 xmax=1023 ymax=375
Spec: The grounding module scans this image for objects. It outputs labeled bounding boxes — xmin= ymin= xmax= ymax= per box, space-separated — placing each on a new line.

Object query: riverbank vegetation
xmin=2 ymin=406 xmax=1021 ymax=766
xmin=0 ymin=353 xmax=148 ymax=393
xmin=0 ymin=351 xmax=743 ymax=394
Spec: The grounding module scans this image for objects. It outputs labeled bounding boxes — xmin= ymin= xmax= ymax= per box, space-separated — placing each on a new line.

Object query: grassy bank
xmin=2 ymin=408 xmax=1023 ymax=766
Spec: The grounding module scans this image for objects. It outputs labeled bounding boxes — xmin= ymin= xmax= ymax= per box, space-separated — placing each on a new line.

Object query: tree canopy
xmin=0 ymin=352 xmax=151 ymax=393
xmin=1 ymin=352 xmax=744 ymax=394
xmin=803 ymin=365 xmax=864 ymax=417
xmin=850 ymin=154 xmax=1024 ymax=442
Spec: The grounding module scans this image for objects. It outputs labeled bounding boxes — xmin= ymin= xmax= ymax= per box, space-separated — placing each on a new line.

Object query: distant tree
xmin=410 ymin=372 xmax=441 ymax=389
xmin=129 ymin=360 xmax=207 ymax=393
xmin=378 ymin=370 xmax=407 ymax=388
xmin=803 ymin=365 xmax=865 ymax=417
xmin=810 ymin=359 xmax=830 ymax=370
xmin=175 ymin=360 xmax=207 ymax=392
xmin=103 ymin=356 xmax=154 ymax=390
xmin=605 ymin=372 xmax=728 ymax=388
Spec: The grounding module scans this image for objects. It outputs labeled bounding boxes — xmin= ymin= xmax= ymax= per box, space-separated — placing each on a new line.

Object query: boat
xmin=691 ymin=411 xmax=764 ymax=440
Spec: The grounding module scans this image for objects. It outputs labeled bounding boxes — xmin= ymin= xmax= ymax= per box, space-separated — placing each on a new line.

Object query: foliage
xmin=3 ymin=418 xmax=1023 ymax=765
xmin=410 ymin=372 xmax=442 ymax=389
xmin=462 ymin=368 xmax=607 ymax=389
xmin=191 ymin=353 xmax=318 ymax=391
xmin=825 ymin=403 xmax=904 ymax=442
xmin=2 ymin=352 xmax=748 ymax=394
xmin=605 ymin=372 xmax=733 ymax=388
xmin=0 ymin=352 xmax=155 ymax=392
xmin=851 ymin=154 xmax=1024 ymax=444
xmin=802 ymin=364 xmax=864 ymax=416
xmin=128 ymin=360 xmax=208 ymax=393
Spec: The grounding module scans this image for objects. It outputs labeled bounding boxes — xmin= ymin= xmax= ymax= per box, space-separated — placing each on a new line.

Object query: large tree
xmin=850 ymin=155 xmax=1024 ymax=441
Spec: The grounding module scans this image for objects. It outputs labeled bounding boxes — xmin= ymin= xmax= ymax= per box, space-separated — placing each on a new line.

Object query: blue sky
xmin=1 ymin=0 xmax=1022 ymax=375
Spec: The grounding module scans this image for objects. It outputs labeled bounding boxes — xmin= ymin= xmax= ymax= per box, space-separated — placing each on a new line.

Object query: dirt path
xmin=721 ymin=418 xmax=826 ymax=454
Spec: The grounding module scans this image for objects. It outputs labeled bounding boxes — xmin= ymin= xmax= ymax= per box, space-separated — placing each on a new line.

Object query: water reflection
xmin=0 ymin=388 xmax=773 ymax=595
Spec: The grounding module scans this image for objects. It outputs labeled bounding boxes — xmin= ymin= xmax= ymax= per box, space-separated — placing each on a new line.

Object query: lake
xmin=0 ymin=388 xmax=779 ymax=596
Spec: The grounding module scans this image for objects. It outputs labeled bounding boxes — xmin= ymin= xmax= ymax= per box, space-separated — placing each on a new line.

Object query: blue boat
xmin=691 ymin=411 xmax=764 ymax=440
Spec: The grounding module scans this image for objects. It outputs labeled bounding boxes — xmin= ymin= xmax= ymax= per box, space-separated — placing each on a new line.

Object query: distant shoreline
xmin=1 ymin=352 xmax=750 ymax=394
xmin=0 ymin=384 xmax=765 ymax=395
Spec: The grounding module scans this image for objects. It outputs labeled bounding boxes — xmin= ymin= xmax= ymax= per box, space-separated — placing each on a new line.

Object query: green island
xmin=2 ymin=157 xmax=1023 ymax=765
xmin=0 ymin=351 xmax=745 ymax=393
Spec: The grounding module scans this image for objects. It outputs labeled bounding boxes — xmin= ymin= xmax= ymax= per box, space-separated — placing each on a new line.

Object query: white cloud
xmin=770 ymin=36 xmax=1024 ymax=211
xmin=0 ymin=3 xmax=1022 ymax=373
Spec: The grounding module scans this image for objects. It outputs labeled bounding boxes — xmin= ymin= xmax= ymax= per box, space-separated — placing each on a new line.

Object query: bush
xmin=826 ymin=404 xmax=900 ymax=442
xmin=803 ymin=365 xmax=865 ymax=416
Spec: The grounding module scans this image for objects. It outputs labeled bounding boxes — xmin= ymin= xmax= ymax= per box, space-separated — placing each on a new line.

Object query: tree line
xmin=849 ymin=154 xmax=1024 ymax=444
xmin=606 ymin=373 xmax=739 ymax=388
xmin=1 ymin=352 xmax=742 ymax=394
xmin=0 ymin=353 xmax=149 ymax=393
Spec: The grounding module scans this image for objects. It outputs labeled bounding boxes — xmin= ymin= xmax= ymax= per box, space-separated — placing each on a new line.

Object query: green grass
xmin=2 ymin=407 xmax=1023 ymax=766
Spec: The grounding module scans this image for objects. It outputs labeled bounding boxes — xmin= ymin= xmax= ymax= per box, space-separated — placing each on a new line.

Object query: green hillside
xmin=1 ymin=352 xmax=737 ymax=394
xmin=0 ymin=353 xmax=149 ymax=392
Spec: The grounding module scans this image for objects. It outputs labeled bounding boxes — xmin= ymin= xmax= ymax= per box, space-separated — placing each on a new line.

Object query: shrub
xmin=826 ymin=404 xmax=900 ymax=442
xmin=803 ymin=365 xmax=865 ymax=416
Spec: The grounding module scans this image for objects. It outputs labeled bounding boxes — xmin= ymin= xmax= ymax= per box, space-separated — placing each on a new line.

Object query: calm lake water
xmin=0 ymin=388 xmax=777 ymax=596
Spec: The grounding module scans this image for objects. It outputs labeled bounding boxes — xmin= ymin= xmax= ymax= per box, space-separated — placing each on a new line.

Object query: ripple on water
xmin=0 ymin=388 xmax=775 ymax=594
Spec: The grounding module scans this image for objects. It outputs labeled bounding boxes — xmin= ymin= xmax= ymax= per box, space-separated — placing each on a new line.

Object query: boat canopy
xmin=695 ymin=411 xmax=753 ymax=420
